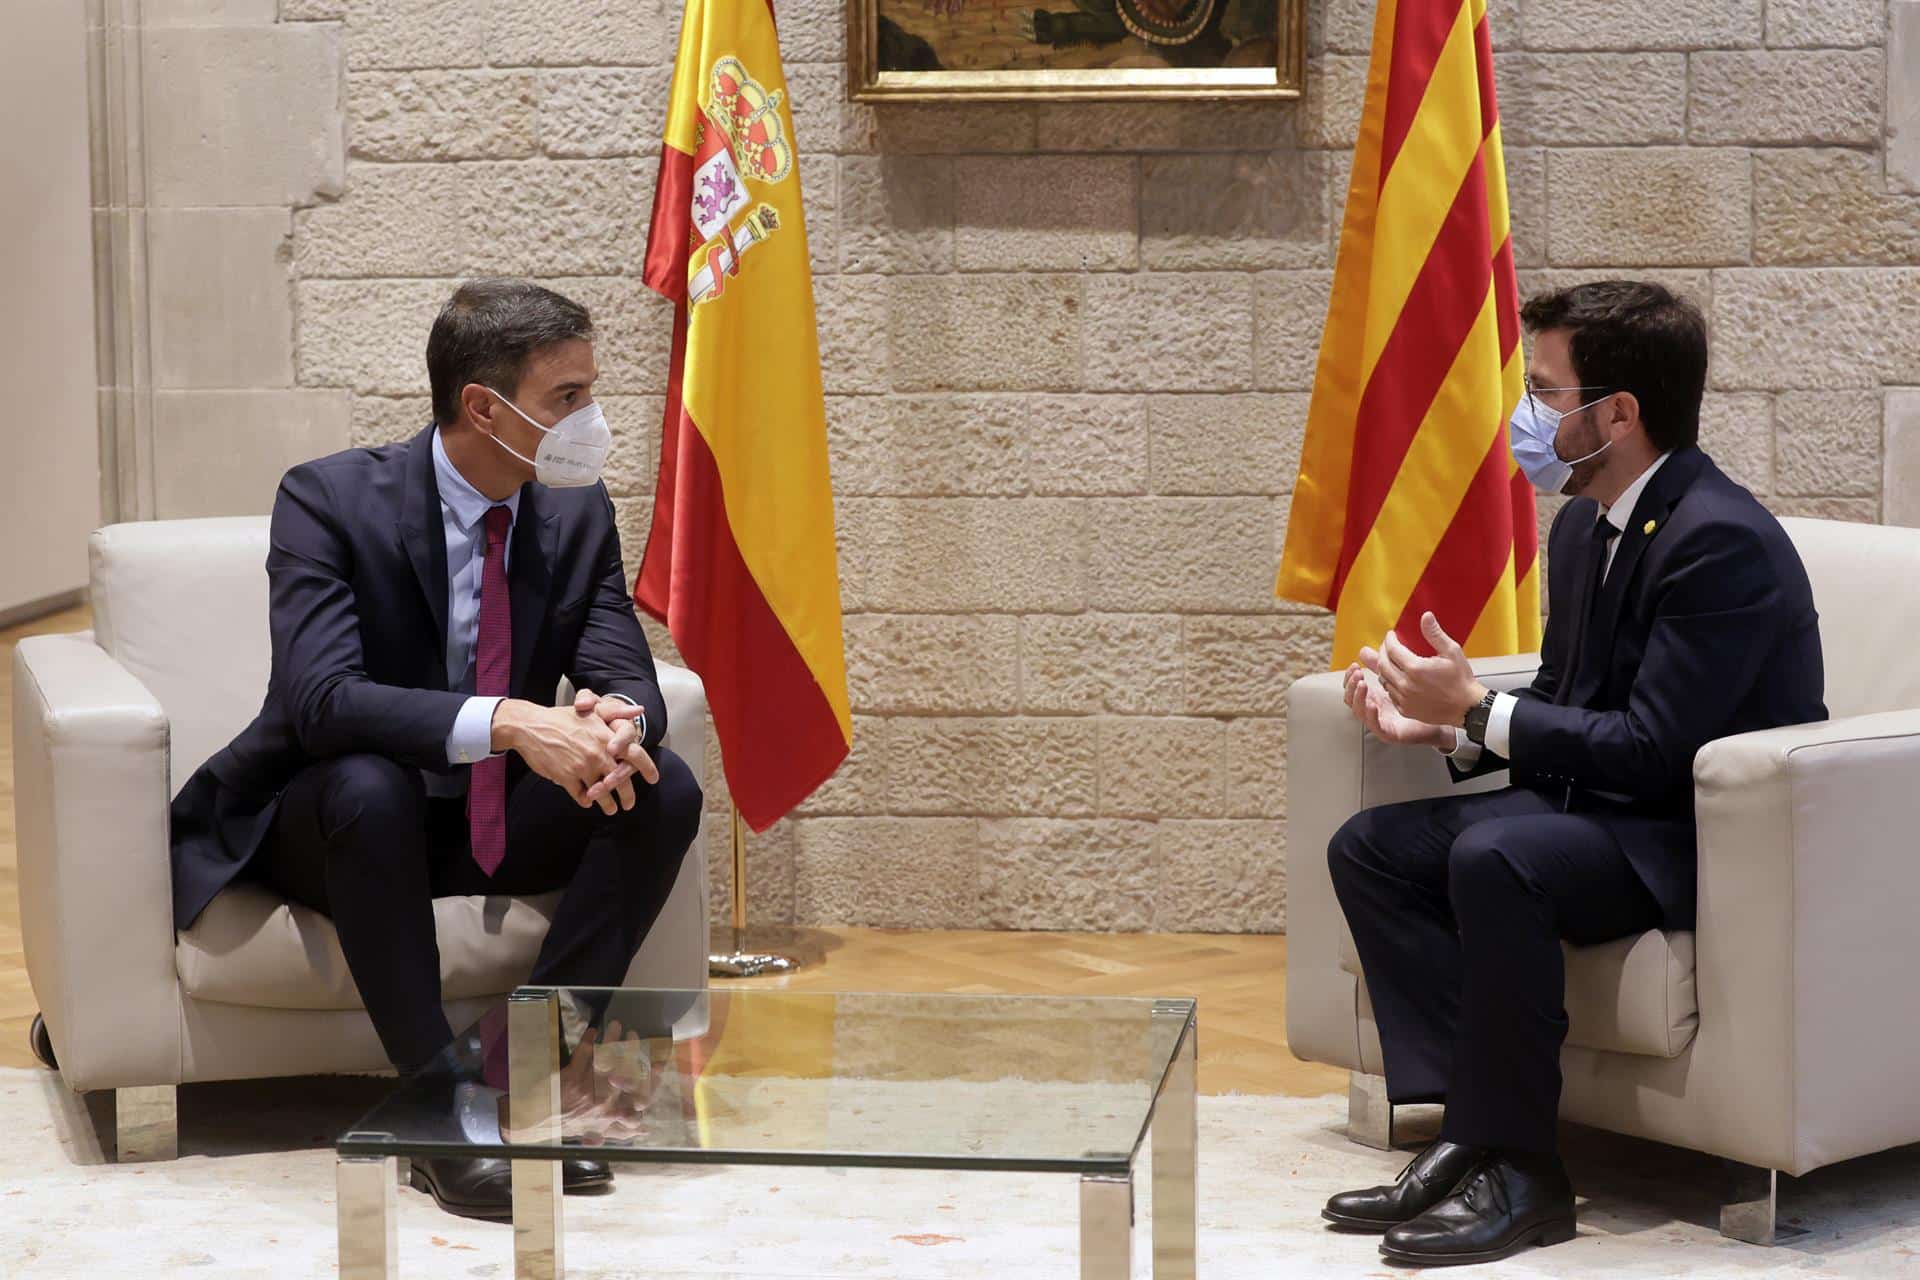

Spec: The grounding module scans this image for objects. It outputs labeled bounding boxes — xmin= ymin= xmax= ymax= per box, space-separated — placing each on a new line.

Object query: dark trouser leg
xmin=253 ymin=754 xmax=453 ymax=1069
xmin=433 ymin=747 xmax=705 ymax=992
xmin=1438 ymin=812 xmax=1664 ymax=1154
xmin=1327 ymin=788 xmax=1562 ymax=1103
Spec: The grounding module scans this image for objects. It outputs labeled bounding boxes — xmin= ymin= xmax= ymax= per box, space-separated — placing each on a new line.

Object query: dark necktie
xmin=1557 ymin=518 xmax=1617 ymax=706
xmin=467 ymin=505 xmax=513 ymax=876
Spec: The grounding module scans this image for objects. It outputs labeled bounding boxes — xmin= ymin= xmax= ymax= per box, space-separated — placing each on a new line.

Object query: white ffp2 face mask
xmin=1508 ymin=393 xmax=1612 ymax=494
xmin=485 ymin=389 xmax=612 ymax=488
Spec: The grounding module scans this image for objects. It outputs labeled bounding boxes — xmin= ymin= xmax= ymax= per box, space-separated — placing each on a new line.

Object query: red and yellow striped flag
xmin=637 ymin=0 xmax=852 ymax=830
xmin=1276 ymin=0 xmax=1539 ymax=670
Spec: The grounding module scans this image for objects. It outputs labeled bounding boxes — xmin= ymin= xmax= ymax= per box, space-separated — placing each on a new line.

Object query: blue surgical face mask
xmin=1509 ymin=391 xmax=1612 ymax=494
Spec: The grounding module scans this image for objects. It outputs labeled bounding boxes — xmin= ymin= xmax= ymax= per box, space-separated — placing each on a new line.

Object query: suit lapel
xmin=398 ymin=424 xmax=450 ymax=683
xmin=509 ymin=483 xmax=559 ymax=701
xmin=1574 ymin=448 xmax=1710 ymax=702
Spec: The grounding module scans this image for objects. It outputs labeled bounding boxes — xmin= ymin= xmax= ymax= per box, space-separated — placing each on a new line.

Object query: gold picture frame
xmin=848 ymin=0 xmax=1306 ymax=102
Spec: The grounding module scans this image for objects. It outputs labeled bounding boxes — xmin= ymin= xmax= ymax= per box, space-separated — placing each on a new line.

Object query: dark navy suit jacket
xmin=168 ymin=424 xmax=668 ymax=931
xmin=1452 ymin=446 xmax=1827 ymax=927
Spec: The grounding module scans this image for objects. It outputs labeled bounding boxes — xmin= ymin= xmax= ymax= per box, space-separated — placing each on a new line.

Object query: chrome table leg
xmin=1081 ymin=1173 xmax=1134 ymax=1280
xmin=337 ymin=1153 xmax=398 ymax=1279
xmin=1152 ymin=1005 xmax=1197 ymax=1278
xmin=510 ymin=989 xmax=564 ymax=1279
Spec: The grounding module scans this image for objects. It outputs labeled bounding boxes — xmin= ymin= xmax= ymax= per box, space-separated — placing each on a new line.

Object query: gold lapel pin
xmin=1643 ymin=519 xmax=1658 ymax=535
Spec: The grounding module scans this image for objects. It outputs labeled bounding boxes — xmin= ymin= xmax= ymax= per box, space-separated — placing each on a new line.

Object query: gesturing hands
xmin=1342 ymin=662 xmax=1456 ymax=751
xmin=1340 ymin=612 xmax=1489 ymax=752
xmin=489 ymin=690 xmax=660 ymax=813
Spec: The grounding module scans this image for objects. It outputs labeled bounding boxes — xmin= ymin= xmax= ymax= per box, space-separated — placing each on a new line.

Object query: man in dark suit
xmin=169 ymin=279 xmax=703 ymax=1219
xmin=1319 ymin=282 xmax=1826 ymax=1265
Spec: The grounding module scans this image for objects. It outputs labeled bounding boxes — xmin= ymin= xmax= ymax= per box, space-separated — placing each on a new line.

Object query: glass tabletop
xmin=338 ymin=987 xmax=1196 ymax=1174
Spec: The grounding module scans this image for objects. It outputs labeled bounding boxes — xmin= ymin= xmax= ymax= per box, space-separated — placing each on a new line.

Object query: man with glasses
xmin=1318 ymin=281 xmax=1827 ymax=1265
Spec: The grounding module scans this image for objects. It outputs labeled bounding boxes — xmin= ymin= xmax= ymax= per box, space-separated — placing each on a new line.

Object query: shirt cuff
xmin=447 ymin=695 xmax=504 ymax=765
xmin=1483 ymin=692 xmax=1517 ymax=760
xmin=1444 ymin=727 xmax=1483 ymax=770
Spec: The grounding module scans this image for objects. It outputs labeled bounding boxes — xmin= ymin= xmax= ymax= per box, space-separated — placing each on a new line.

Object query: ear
xmin=460 ymin=383 xmax=498 ymax=436
xmin=1606 ymin=388 xmax=1642 ymax=441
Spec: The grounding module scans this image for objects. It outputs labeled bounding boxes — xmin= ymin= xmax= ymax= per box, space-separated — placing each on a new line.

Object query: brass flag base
xmin=707 ymin=806 xmax=805 ymax=979
xmin=708 ymin=936 xmax=802 ymax=978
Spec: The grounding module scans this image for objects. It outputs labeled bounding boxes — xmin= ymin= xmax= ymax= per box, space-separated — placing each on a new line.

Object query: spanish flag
xmin=1276 ymin=0 xmax=1539 ymax=670
xmin=637 ymin=0 xmax=852 ymax=830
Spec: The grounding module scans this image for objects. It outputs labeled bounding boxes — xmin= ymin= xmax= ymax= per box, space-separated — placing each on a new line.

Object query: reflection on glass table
xmin=337 ymin=986 xmax=1199 ymax=1279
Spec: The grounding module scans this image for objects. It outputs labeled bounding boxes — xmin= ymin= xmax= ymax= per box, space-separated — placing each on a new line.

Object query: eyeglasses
xmin=1523 ymin=375 xmax=1613 ymax=415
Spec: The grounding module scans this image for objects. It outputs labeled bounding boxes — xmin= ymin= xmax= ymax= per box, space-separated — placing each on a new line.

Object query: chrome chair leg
xmin=1347 ymin=1071 xmax=1394 ymax=1150
xmin=115 ymin=1085 xmax=177 ymax=1162
xmin=1720 ymin=1162 xmax=1808 ymax=1244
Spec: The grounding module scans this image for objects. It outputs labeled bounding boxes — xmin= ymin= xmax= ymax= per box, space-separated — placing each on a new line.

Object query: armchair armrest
xmin=624 ymin=661 xmax=711 ymax=1005
xmin=1284 ymin=653 xmax=1541 ymax=1070
xmin=1692 ymin=708 xmax=1920 ymax=1173
xmin=11 ymin=632 xmax=183 ymax=1090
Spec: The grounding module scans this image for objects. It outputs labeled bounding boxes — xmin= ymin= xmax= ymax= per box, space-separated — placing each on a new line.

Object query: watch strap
xmin=1463 ymin=689 xmax=1498 ymax=745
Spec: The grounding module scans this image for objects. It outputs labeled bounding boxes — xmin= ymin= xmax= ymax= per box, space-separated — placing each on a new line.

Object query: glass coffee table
xmin=337 ymin=986 xmax=1197 ymax=1279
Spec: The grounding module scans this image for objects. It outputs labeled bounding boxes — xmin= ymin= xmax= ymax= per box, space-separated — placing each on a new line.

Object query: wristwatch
xmin=1463 ymin=689 xmax=1499 ymax=746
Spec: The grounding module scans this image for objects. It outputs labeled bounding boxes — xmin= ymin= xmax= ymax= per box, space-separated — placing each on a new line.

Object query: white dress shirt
xmin=1447 ymin=452 xmax=1673 ymax=767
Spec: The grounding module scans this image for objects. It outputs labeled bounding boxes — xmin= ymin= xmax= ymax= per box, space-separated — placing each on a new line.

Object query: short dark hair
xmin=427 ymin=279 xmax=594 ymax=425
xmin=1519 ymin=281 xmax=1708 ymax=453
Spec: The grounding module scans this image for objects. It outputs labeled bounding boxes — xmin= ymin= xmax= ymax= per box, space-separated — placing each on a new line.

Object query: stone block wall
xmin=90 ymin=0 xmax=1920 ymax=932
xmin=89 ymin=0 xmax=351 ymax=521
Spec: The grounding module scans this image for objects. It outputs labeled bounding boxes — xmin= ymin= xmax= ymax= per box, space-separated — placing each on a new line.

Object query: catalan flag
xmin=637 ymin=0 xmax=852 ymax=830
xmin=1276 ymin=0 xmax=1539 ymax=669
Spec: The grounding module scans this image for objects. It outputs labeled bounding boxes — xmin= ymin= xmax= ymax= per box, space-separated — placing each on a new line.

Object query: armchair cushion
xmin=176 ymin=883 xmax=562 ymax=1012
xmin=1558 ymin=929 xmax=1698 ymax=1058
xmin=1341 ymin=928 xmax=1698 ymax=1059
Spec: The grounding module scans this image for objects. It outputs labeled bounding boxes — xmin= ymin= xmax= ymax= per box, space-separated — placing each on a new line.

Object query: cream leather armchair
xmin=13 ymin=517 xmax=710 ymax=1159
xmin=1286 ymin=516 xmax=1920 ymax=1244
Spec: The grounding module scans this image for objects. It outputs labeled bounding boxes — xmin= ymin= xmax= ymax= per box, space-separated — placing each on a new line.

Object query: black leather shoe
xmin=29 ymin=1013 xmax=56 ymax=1071
xmin=411 ymin=1156 xmax=514 ymax=1221
xmin=1380 ymin=1151 xmax=1576 ymax=1266
xmin=411 ymin=1156 xmax=615 ymax=1219
xmin=563 ymin=1157 xmax=613 ymax=1193
xmin=1323 ymin=1140 xmax=1484 ymax=1231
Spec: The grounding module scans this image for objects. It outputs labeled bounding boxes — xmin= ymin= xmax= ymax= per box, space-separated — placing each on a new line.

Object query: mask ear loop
xmin=484 ymin=387 xmax=554 ymax=436
xmin=1557 ymin=393 xmax=1618 ymax=468
xmin=482 ymin=387 xmax=549 ymax=469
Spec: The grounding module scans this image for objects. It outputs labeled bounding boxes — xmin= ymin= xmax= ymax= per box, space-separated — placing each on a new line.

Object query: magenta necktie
xmin=467 ymin=505 xmax=513 ymax=876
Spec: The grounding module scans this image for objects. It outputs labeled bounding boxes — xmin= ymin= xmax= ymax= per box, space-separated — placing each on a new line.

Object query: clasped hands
xmin=490 ymin=689 xmax=660 ymax=813
xmin=1340 ymin=611 xmax=1490 ymax=752
xmin=498 ymin=1020 xmax=654 ymax=1146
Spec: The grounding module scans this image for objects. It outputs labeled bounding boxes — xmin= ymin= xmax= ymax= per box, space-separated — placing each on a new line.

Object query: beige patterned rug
xmin=3 ymin=1067 xmax=1917 ymax=1278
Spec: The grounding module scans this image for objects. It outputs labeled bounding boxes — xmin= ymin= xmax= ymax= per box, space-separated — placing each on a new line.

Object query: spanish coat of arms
xmin=687 ymin=56 xmax=794 ymax=307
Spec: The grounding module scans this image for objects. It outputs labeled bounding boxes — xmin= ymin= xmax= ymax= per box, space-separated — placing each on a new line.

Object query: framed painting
xmin=849 ymin=0 xmax=1305 ymax=101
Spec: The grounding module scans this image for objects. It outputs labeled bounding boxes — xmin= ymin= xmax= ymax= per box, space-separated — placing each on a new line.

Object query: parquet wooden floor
xmin=0 ymin=608 xmax=1343 ymax=1098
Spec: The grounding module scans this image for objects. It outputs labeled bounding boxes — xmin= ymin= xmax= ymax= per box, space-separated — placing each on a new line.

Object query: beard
xmin=1556 ymin=415 xmax=1611 ymax=497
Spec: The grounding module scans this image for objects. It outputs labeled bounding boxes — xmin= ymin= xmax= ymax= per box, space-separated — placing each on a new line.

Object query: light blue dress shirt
xmin=429 ymin=428 xmax=640 ymax=794
xmin=434 ymin=427 xmax=521 ymax=772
